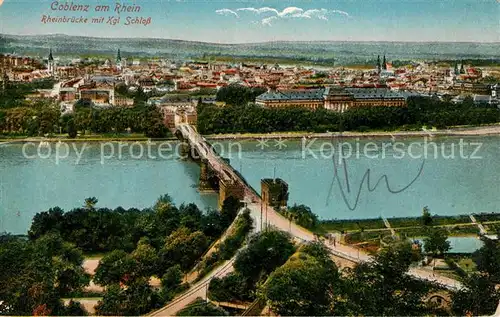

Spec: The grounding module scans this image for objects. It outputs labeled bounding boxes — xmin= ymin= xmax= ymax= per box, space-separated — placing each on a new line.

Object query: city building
xmin=255 ymin=86 xmax=407 ymax=112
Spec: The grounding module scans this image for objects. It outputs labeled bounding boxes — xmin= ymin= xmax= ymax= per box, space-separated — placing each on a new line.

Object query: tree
xmin=177 ymin=298 xmax=228 ymax=316
xmin=93 ymin=250 xmax=137 ymax=286
xmin=421 ymin=206 xmax=433 ymax=226
xmin=284 ymin=204 xmax=318 ymax=229
xmin=131 ymin=239 xmax=158 ymax=278
xmin=67 ymin=118 xmax=77 ymax=138
xmin=133 ymin=86 xmax=148 ymax=106
xmin=220 ymin=196 xmax=243 ymax=228
xmin=423 ymin=228 xmax=451 ymax=256
xmin=28 ymin=207 xmax=65 ymax=240
xmin=33 ymin=303 xmax=52 ymax=316
xmin=63 ymin=300 xmax=87 ymax=316
xmin=84 ymin=197 xmax=98 ymax=211
xmin=160 ymin=264 xmax=183 ymax=301
xmin=259 ymin=242 xmax=340 ymax=316
xmin=216 ymin=84 xmax=265 ymax=106
xmin=452 ymin=273 xmax=500 ymax=316
xmin=158 ymin=227 xmax=209 ymax=274
xmin=121 ymin=278 xmax=161 ymax=315
xmin=234 ymin=230 xmax=295 ymax=283
xmin=96 ymin=279 xmax=161 ymax=316
xmin=341 ymin=242 xmax=431 ymax=316
xmin=144 ymin=106 xmax=168 ymax=138
xmin=179 ymin=203 xmax=203 ymax=232
xmin=95 ymin=284 xmax=124 ymax=316
xmin=0 ymin=236 xmax=84 ymax=315
xmin=472 ymin=237 xmax=500 ymax=282
xmin=208 ymin=273 xmax=250 ymax=302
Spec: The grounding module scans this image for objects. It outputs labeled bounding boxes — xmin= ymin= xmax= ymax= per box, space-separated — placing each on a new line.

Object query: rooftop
xmin=256 ymin=87 xmax=408 ymax=102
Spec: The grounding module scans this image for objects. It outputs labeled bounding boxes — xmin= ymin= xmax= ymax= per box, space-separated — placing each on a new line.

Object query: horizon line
xmin=2 ymin=33 xmax=499 ymax=46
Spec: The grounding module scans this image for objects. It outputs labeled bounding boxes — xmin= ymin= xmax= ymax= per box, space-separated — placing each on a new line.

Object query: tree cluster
xmin=196 ymin=210 xmax=254 ymax=278
xmin=197 ymin=95 xmax=500 ymax=134
xmin=282 ymin=204 xmax=318 ymax=229
xmin=0 ymin=233 xmax=90 ymax=315
xmin=0 ymin=79 xmax=55 ymax=109
xmin=0 ymin=101 xmax=60 ymax=136
xmin=17 ymin=195 xmax=244 ymax=315
xmin=259 ymin=242 xmax=340 ymax=315
xmin=0 ymin=81 xmax=170 ymax=138
xmin=176 ymin=298 xmax=228 ymax=316
xmin=208 ymin=230 xmax=296 ymax=303
xmin=71 ymin=105 xmax=168 ymax=138
xmin=451 ymin=236 xmax=500 ymax=316
xmin=215 ymin=84 xmax=267 ymax=106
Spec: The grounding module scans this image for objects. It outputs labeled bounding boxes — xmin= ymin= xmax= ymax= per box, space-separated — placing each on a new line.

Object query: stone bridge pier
xmin=199 ymin=159 xmax=220 ymax=192
xmin=218 ymin=180 xmax=245 ymax=209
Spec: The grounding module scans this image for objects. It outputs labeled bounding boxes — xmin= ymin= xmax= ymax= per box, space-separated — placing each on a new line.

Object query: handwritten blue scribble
xmin=325 ymin=145 xmax=425 ymax=211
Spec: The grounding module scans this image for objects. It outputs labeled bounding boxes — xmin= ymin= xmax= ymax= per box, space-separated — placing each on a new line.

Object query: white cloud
xmin=302 ymin=9 xmax=329 ymax=20
xmin=277 ymin=7 xmax=304 ymax=17
xmin=332 ymin=10 xmax=350 ymax=17
xmin=218 ymin=6 xmax=350 ymax=26
xmin=237 ymin=7 xmax=279 ymax=15
xmin=261 ymin=16 xmax=278 ymax=26
xmin=215 ymin=9 xmax=239 ymax=18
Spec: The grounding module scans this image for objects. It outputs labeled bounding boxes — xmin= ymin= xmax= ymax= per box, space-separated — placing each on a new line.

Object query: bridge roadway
xmin=152 ymin=125 xmax=462 ymax=316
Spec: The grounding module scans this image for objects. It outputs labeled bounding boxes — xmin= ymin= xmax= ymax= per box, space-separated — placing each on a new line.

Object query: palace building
xmin=255 ymin=86 xmax=407 ymax=112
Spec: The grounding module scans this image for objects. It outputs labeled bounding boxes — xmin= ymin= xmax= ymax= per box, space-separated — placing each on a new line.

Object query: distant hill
xmin=1 ymin=33 xmax=499 ymax=65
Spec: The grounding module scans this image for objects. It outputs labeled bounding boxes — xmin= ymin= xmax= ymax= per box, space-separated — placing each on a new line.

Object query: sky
xmin=0 ymin=0 xmax=499 ymax=43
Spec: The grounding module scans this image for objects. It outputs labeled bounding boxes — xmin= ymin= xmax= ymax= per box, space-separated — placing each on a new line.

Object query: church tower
xmin=116 ymin=49 xmax=122 ymax=71
xmin=47 ymin=49 xmax=55 ymax=76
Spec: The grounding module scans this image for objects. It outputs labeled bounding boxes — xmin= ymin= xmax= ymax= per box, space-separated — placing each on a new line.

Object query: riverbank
xmin=0 ymin=134 xmax=177 ymax=143
xmin=1 ymin=124 xmax=500 ymax=143
xmin=205 ymin=124 xmax=500 ymax=141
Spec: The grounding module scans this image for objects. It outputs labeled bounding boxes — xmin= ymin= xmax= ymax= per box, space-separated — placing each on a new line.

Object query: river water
xmin=0 ymin=136 xmax=499 ymax=234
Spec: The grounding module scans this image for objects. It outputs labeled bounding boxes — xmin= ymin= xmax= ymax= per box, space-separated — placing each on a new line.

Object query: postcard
xmin=0 ymin=0 xmax=499 ymax=316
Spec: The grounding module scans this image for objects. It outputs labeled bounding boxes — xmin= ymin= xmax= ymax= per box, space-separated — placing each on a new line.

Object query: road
xmin=254 ymin=202 xmax=462 ymax=291
xmin=151 ymin=201 xmax=462 ymax=316
xmin=150 ymin=125 xmax=463 ymax=316
xmin=149 ymin=206 xmax=263 ymax=316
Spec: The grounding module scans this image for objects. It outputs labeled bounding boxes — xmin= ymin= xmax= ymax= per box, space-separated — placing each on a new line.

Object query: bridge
xmin=152 ymin=124 xmax=464 ymax=316
xmin=176 ymin=124 xmax=260 ymax=208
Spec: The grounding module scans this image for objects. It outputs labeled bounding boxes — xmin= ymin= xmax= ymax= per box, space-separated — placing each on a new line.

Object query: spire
xmin=382 ymin=55 xmax=387 ymax=70
xmin=116 ymin=49 xmax=122 ymax=63
xmin=48 ymin=48 xmax=54 ymax=61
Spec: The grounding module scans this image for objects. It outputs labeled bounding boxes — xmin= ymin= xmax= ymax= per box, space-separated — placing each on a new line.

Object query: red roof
xmin=196 ymin=82 xmax=218 ymax=88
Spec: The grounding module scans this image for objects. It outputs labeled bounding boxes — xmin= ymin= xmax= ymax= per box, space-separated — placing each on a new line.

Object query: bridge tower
xmin=261 ymin=179 xmax=289 ymax=210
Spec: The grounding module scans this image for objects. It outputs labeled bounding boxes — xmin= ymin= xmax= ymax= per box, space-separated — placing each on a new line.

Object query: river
xmin=0 ymin=136 xmax=499 ymax=234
